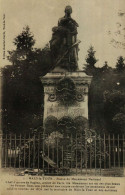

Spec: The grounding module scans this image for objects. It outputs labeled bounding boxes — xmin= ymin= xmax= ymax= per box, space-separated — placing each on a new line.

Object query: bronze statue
xmin=50 ymin=6 xmax=80 ymax=71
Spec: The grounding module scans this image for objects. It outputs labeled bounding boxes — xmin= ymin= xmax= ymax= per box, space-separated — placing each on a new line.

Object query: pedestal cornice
xmin=40 ymin=71 xmax=92 ymax=86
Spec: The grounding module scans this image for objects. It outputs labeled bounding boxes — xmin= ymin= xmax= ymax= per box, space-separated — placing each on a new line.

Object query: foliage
xmin=112 ymin=113 xmax=125 ymax=133
xmin=45 ymin=131 xmax=63 ymax=147
xmin=14 ymin=26 xmax=35 ymax=51
xmin=103 ymin=90 xmax=125 ymax=134
xmin=101 ymin=61 xmax=112 ymax=73
xmin=84 ymin=45 xmax=125 ymax=134
xmin=44 ymin=115 xmax=88 ymax=137
xmin=58 ymin=116 xmax=76 ymax=136
xmin=87 ymin=51 xmax=125 ymax=134
xmin=44 ymin=116 xmax=58 ymax=134
xmin=84 ymin=46 xmax=98 ymax=76
xmin=2 ymin=26 xmax=51 ymax=134
xmin=8 ymin=26 xmax=35 ymax=65
xmin=115 ymin=56 xmax=125 ymax=72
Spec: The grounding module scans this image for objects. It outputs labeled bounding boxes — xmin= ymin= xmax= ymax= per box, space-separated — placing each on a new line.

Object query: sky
xmin=0 ymin=0 xmax=125 ymax=70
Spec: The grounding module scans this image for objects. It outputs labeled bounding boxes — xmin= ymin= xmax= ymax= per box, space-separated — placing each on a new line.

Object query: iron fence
xmin=1 ymin=133 xmax=125 ymax=175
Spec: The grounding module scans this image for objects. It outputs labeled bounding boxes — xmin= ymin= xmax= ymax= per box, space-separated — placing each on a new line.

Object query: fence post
xmin=38 ymin=133 xmax=40 ymax=172
xmin=90 ymin=133 xmax=92 ymax=172
xmin=99 ymin=135 xmax=101 ymax=175
xmin=57 ymin=135 xmax=59 ymax=175
xmin=24 ymin=134 xmax=26 ymax=168
xmin=81 ymin=133 xmax=83 ymax=174
xmin=123 ymin=135 xmax=125 ymax=177
xmin=113 ymin=134 xmax=115 ymax=167
xmin=70 ymin=134 xmax=72 ymax=171
xmin=10 ymin=134 xmax=12 ymax=168
xmin=118 ymin=134 xmax=120 ymax=168
xmin=52 ymin=146 xmax=54 ymax=162
xmin=14 ymin=134 xmax=16 ymax=168
xmin=95 ymin=134 xmax=96 ymax=175
xmin=85 ymin=134 xmax=87 ymax=175
xmin=19 ymin=134 xmax=21 ymax=169
xmin=0 ymin=131 xmax=2 ymax=169
xmin=62 ymin=145 xmax=64 ymax=168
xmin=108 ymin=134 xmax=111 ymax=168
xmin=76 ymin=133 xmax=77 ymax=175
xmin=48 ymin=138 xmax=49 ymax=173
xmin=123 ymin=135 xmax=125 ymax=168
xmin=104 ymin=134 xmax=106 ymax=169
xmin=4 ymin=136 xmax=6 ymax=168
xmin=33 ymin=134 xmax=35 ymax=169
xmin=42 ymin=132 xmax=45 ymax=174
xmin=123 ymin=135 xmax=125 ymax=176
xmin=28 ymin=133 xmax=31 ymax=168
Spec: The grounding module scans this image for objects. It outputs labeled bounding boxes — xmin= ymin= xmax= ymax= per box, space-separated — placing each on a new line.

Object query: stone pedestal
xmin=41 ymin=71 xmax=92 ymax=125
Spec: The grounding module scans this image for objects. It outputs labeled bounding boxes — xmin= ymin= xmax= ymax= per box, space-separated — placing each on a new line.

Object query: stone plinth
xmin=40 ymin=71 xmax=92 ymax=124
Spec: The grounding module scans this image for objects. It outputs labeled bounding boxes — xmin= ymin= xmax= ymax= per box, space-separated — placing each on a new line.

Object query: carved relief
xmin=76 ymin=93 xmax=84 ymax=102
xmin=48 ymin=94 xmax=57 ymax=102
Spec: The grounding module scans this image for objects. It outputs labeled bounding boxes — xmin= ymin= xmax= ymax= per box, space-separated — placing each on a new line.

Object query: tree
xmin=84 ymin=46 xmax=125 ymax=134
xmin=87 ymin=58 xmax=120 ymax=133
xmin=2 ymin=26 xmax=51 ymax=134
xmin=8 ymin=26 xmax=35 ymax=65
xmin=101 ymin=61 xmax=112 ymax=73
xmin=14 ymin=26 xmax=35 ymax=51
xmin=115 ymin=56 xmax=125 ymax=72
xmin=103 ymin=90 xmax=125 ymax=134
xmin=83 ymin=46 xmax=98 ymax=76
xmin=112 ymin=113 xmax=125 ymax=134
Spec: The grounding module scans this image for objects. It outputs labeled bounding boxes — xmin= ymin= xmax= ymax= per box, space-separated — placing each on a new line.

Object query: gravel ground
xmin=1 ymin=167 xmax=125 ymax=177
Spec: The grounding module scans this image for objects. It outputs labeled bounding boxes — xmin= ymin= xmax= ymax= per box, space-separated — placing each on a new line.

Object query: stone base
xmin=40 ymin=71 xmax=92 ymax=123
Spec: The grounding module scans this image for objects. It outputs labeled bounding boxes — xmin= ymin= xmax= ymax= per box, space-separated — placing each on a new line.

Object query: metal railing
xmin=1 ymin=133 xmax=125 ymax=175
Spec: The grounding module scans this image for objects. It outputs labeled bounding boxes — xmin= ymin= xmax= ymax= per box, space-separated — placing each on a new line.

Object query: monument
xmin=41 ymin=6 xmax=92 ymax=134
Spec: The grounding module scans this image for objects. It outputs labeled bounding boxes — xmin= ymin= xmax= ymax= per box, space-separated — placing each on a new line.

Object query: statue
xmin=50 ymin=6 xmax=80 ymax=71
